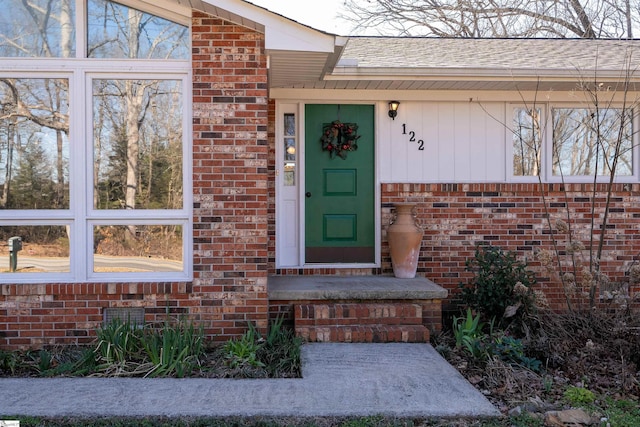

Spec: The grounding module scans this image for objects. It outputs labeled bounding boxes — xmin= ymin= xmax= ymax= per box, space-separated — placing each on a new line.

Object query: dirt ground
xmin=434 ymin=309 xmax=640 ymax=417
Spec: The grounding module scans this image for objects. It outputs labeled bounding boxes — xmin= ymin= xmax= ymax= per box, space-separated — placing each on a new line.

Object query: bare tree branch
xmin=342 ymin=0 xmax=639 ymax=38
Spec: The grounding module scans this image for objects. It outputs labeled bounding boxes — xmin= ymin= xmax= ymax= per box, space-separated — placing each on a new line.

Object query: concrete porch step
xmin=269 ymin=275 xmax=449 ymax=344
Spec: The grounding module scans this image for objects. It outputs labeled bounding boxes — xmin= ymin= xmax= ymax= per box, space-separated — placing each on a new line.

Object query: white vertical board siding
xmin=379 ymin=101 xmax=506 ymax=183
xmin=481 ymin=103 xmax=507 ymax=181
xmin=422 ymin=103 xmax=441 ymax=181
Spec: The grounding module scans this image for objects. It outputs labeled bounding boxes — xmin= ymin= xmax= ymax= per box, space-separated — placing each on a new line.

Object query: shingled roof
xmin=338 ymin=38 xmax=640 ymax=72
xmin=281 ymin=37 xmax=640 ymax=91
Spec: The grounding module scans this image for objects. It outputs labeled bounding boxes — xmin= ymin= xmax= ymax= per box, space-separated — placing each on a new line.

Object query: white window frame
xmin=275 ymin=103 xmax=301 ymax=268
xmin=507 ymin=103 xmax=639 ymax=184
xmin=507 ymin=103 xmax=546 ymax=183
xmin=0 ymin=1 xmax=192 ymax=284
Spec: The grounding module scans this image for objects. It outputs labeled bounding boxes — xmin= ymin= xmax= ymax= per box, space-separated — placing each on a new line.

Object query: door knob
xmin=305 ymin=192 xmax=312 ymax=198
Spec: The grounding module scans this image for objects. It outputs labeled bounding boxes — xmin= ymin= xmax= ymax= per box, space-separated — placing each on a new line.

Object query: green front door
xmin=305 ymin=104 xmax=375 ymax=263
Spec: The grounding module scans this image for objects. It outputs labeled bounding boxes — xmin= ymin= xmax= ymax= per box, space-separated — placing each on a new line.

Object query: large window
xmin=552 ymin=108 xmax=633 ymax=177
xmin=0 ymin=0 xmax=191 ymax=282
xmin=511 ymin=105 xmax=636 ymax=182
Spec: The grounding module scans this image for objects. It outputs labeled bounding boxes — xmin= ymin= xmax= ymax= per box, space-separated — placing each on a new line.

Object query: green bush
xmin=563 ymin=386 xmax=595 ymax=405
xmin=452 ymin=308 xmax=484 ymax=356
xmin=95 ymin=318 xmax=144 ymax=366
xmin=92 ymin=318 xmax=205 ymax=377
xmin=0 ymin=317 xmax=301 ymax=379
xmin=141 ymin=320 xmax=205 ymax=378
xmin=223 ymin=325 xmax=264 ymax=369
xmin=459 ymin=245 xmax=537 ymax=330
xmin=255 ymin=316 xmax=302 ymax=377
xmin=0 ymin=349 xmax=19 ymax=375
xmin=489 ymin=335 xmax=541 ymax=372
xmin=451 ymin=311 xmax=541 ymax=371
xmin=224 ymin=317 xmax=302 ymax=377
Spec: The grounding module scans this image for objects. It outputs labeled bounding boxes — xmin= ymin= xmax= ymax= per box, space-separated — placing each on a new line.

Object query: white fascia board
xmin=327 ymin=66 xmax=638 ymax=81
xmin=202 ymin=0 xmax=336 ymax=53
xmin=116 ymin=0 xmax=192 ymax=25
xmin=269 ymin=88 xmax=639 ymax=103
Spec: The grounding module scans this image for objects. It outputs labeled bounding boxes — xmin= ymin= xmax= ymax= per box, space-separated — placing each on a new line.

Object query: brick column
xmin=191 ymin=11 xmax=270 ymax=338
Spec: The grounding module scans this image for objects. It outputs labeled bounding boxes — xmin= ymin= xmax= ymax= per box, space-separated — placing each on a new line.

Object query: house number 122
xmin=402 ymin=124 xmax=425 ymax=151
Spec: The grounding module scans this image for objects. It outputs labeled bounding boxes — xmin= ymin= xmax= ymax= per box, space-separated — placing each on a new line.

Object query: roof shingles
xmin=340 ymin=38 xmax=640 ymax=71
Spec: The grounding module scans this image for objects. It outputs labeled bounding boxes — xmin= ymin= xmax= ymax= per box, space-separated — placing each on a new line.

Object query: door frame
xmin=275 ymin=100 xmax=381 ymax=269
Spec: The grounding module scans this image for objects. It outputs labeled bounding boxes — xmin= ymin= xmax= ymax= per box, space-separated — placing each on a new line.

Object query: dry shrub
xmin=482 ymin=357 xmax=543 ymax=400
xmin=526 ymin=309 xmax=640 ymax=395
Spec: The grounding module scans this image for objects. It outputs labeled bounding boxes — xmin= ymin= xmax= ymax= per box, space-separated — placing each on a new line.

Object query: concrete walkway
xmin=0 ymin=343 xmax=500 ymax=418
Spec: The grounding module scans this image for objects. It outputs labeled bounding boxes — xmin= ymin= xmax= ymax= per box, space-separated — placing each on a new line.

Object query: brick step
xmin=296 ymin=325 xmax=430 ymax=343
xmin=294 ymin=303 xmax=423 ymax=327
xmin=293 ymin=303 xmax=429 ymax=343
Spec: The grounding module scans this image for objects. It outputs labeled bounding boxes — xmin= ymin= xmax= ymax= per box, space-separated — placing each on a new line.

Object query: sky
xmin=246 ymin=0 xmax=354 ymax=35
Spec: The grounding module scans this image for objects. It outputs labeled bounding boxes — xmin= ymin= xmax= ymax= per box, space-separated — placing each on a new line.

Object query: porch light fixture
xmin=388 ymin=101 xmax=400 ymax=120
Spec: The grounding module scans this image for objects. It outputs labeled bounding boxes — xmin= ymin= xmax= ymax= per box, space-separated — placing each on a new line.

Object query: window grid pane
xmin=513 ymin=107 xmax=542 ymax=177
xmin=552 ymin=108 xmax=633 ymax=176
xmin=283 ymin=113 xmax=296 ymax=186
xmin=0 ymin=78 xmax=70 ymax=209
xmin=0 ymin=0 xmax=76 ymax=58
xmin=0 ymin=225 xmax=70 ymax=273
xmin=93 ymin=79 xmax=183 ymax=210
xmin=87 ymin=0 xmax=189 ymax=59
xmin=93 ymin=224 xmax=183 ymax=273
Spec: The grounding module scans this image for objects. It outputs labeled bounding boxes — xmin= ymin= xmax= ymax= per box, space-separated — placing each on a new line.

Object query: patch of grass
xmin=505 ymin=412 xmax=544 ymax=427
xmin=0 ymin=417 xmax=496 ymax=427
xmin=339 ymin=416 xmax=420 ymax=427
xmin=598 ymin=397 xmax=640 ymax=427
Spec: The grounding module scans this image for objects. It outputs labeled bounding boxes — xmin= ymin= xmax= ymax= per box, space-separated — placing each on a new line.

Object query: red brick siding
xmin=0 ymin=11 xmax=270 ymax=350
xmin=382 ymin=183 xmax=640 ymax=311
xmin=267 ymin=181 xmax=639 ymax=317
xmin=267 ymin=99 xmax=277 ymax=270
xmin=0 ymin=283 xmax=192 ymax=348
xmin=191 ymin=11 xmax=269 ymax=337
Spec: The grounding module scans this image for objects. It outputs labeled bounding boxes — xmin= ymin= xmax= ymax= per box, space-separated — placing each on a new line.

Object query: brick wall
xmin=0 ymin=283 xmax=193 ymax=348
xmin=191 ymin=11 xmax=269 ymax=337
xmin=382 ymin=183 xmax=640 ymax=311
xmin=0 ymin=11 xmax=270 ymax=350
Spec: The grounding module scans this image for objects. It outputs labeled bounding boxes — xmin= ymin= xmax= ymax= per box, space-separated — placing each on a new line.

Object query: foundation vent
xmin=103 ymin=307 xmax=145 ymax=326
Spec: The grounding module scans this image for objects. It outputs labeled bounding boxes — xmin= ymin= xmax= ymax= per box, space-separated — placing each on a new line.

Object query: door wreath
xmin=320 ymin=120 xmax=360 ymax=159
